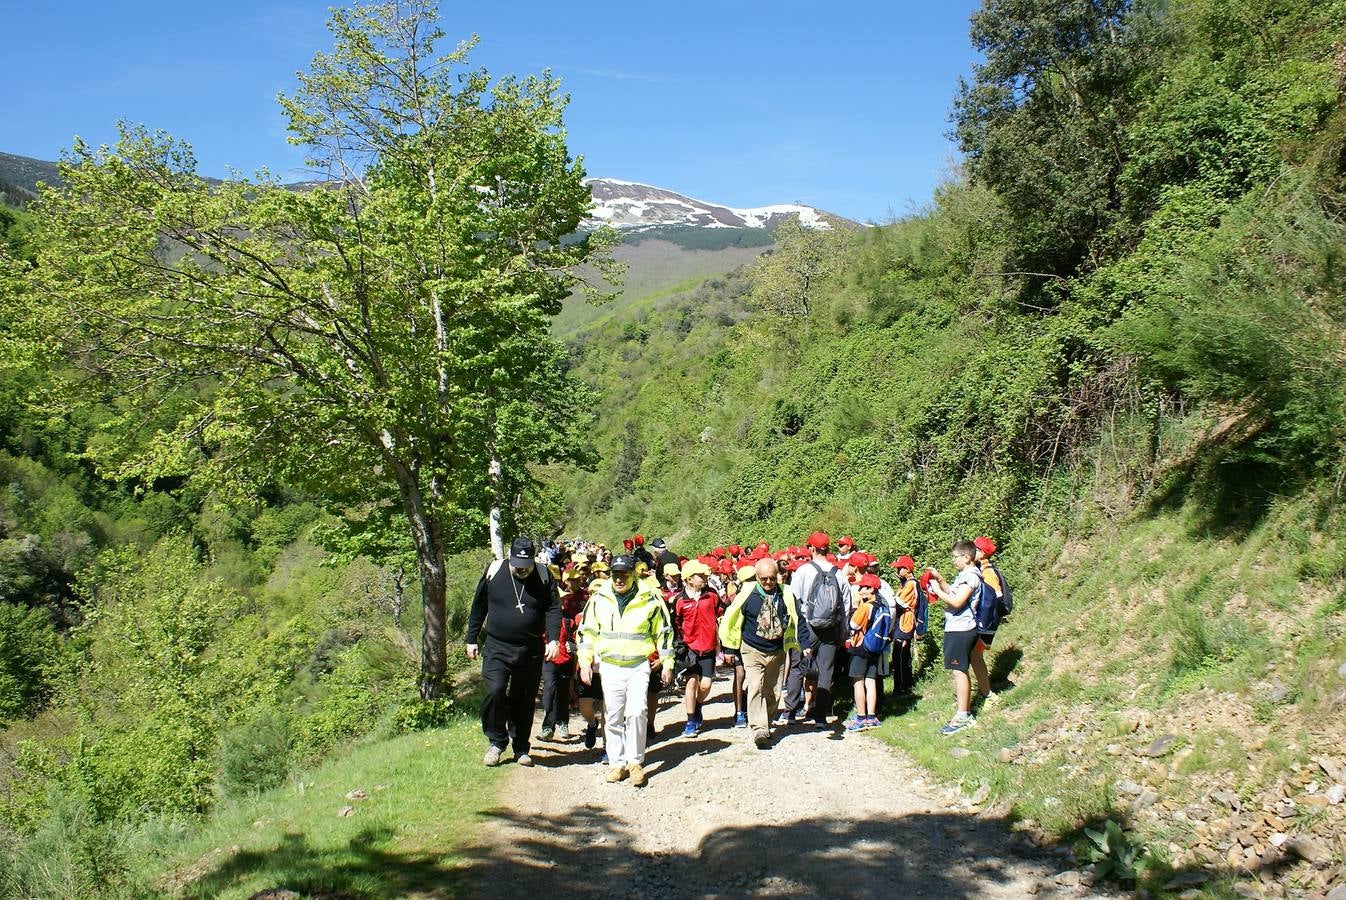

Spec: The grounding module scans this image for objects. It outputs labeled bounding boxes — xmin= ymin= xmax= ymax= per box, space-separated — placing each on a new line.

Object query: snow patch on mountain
xmin=585 ymin=178 xmax=845 ymax=230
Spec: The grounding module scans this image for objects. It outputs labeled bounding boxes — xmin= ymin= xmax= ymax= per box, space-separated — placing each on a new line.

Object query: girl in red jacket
xmin=673 ymin=560 xmax=724 ymax=737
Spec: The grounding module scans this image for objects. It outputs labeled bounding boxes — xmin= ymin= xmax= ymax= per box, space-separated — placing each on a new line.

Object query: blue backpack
xmin=973 ymin=576 xmax=1001 ymax=633
xmin=861 ymin=599 xmax=893 ymax=655
xmin=988 ymin=562 xmax=1014 ymax=620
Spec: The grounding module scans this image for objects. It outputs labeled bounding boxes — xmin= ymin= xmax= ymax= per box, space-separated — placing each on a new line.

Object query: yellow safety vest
xmin=578 ymin=581 xmax=674 ymax=670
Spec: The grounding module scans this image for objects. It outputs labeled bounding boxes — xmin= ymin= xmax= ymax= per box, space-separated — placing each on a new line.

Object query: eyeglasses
xmin=758 ymin=575 xmax=778 ymax=583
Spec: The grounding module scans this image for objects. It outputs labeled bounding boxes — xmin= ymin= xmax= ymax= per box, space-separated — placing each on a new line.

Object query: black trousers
xmin=480 ymin=636 xmax=544 ymax=753
xmin=783 ymin=648 xmax=805 ymax=717
xmin=541 ymin=658 xmax=574 ymax=729
xmin=892 ymin=639 xmax=914 ymax=695
xmin=811 ymin=641 xmax=840 ymax=724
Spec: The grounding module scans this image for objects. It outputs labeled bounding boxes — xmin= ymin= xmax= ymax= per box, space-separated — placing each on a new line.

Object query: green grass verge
xmin=135 ymin=718 xmax=503 ymax=899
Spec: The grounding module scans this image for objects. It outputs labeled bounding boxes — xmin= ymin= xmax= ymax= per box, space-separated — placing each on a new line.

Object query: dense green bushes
xmin=558 ymin=0 xmax=1346 ymax=554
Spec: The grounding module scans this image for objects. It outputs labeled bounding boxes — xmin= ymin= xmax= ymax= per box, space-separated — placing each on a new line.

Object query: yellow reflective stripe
xmin=603 ymin=631 xmax=651 ymax=642
xmin=601 ymin=653 xmax=654 ymax=665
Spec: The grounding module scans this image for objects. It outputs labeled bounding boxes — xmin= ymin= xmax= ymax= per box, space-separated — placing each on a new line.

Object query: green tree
xmin=748 ymin=217 xmax=845 ymax=317
xmin=952 ymin=0 xmax=1146 ymax=281
xmin=5 ymin=1 xmax=615 ymax=697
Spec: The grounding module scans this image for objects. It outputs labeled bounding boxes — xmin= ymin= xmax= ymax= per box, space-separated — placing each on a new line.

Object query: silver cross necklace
xmin=511 ymin=572 xmax=527 ymax=613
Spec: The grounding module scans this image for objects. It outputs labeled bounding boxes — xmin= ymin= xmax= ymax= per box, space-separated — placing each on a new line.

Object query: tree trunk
xmin=488 ymin=453 xmax=505 ymax=561
xmin=394 ymin=470 xmax=448 ymax=700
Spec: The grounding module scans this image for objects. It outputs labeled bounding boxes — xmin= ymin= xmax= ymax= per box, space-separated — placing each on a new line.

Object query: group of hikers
xmin=464 ymin=531 xmax=1013 ymax=786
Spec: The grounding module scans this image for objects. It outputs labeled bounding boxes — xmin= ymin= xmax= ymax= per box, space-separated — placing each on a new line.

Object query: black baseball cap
xmin=509 ymin=537 xmax=536 ymax=566
xmin=651 ymin=538 xmax=667 ymax=549
xmin=610 ymin=555 xmax=636 ymax=573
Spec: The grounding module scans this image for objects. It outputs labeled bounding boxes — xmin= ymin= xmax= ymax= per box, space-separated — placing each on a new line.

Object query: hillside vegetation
xmin=550 ymin=0 xmax=1346 ymax=892
xmin=0 ymin=0 xmax=1344 ymax=898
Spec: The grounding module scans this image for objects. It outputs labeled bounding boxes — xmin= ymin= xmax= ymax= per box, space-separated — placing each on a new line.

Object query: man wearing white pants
xmin=578 ymin=555 xmax=673 ymax=786
xmin=600 ymin=660 xmax=651 ymax=773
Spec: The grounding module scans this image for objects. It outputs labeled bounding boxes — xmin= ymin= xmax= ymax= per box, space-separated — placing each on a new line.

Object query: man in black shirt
xmin=651 ymin=538 xmax=679 ymax=576
xmin=466 ymin=537 xmax=561 ymax=767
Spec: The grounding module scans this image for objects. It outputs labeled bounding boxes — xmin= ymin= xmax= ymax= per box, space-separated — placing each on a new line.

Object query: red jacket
xmin=674 ymin=589 xmax=723 ymax=653
xmin=546 ymin=589 xmax=586 ymax=665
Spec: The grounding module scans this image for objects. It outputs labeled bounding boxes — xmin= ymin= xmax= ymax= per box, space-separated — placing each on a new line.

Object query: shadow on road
xmin=177 ymin=794 xmax=1261 ymax=899
xmin=460 ymin=806 xmax=1060 ymax=898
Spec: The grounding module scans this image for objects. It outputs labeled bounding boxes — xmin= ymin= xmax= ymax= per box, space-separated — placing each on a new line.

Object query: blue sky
xmin=2 ymin=1 xmax=982 ymax=223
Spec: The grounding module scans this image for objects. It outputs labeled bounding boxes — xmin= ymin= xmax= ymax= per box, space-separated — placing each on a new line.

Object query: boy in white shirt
xmin=925 ymin=540 xmax=982 ymax=736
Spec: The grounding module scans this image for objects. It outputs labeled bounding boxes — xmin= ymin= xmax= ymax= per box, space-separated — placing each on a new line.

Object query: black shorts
xmin=683 ymin=652 xmax=716 ymax=678
xmin=943 ymin=630 xmax=978 ymax=673
xmin=977 ymin=631 xmax=995 ymax=649
xmin=578 ymin=672 xmax=602 ymax=700
xmin=847 ymin=652 xmax=881 ymax=680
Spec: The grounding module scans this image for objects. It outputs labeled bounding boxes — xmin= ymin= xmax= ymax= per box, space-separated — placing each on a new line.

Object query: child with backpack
xmin=889 ymin=555 xmax=927 ymax=698
xmin=971 ymin=535 xmax=1012 ymax=706
xmin=843 ymin=573 xmax=892 ymax=732
xmin=925 ymin=540 xmax=983 ymax=736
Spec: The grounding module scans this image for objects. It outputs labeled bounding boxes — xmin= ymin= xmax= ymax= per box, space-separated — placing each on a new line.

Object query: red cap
xmin=847 ymin=552 xmax=869 ymax=568
xmin=712 ymin=546 xmax=725 ymax=558
xmin=974 ymin=536 xmax=997 ymax=556
xmin=806 ymin=531 xmax=830 ymax=550
xmin=623 ymin=539 xmax=634 ymax=551
xmin=728 ymin=544 xmax=742 ymax=555
xmin=717 ymin=559 xmax=735 ymax=575
xmin=825 ymin=553 xmax=838 ymax=566
xmin=756 ymin=541 xmax=770 ymax=553
xmin=918 ymin=570 xmax=935 ymax=591
xmin=838 ymin=535 xmax=855 ymax=548
xmin=774 ymin=550 xmax=790 ymax=561
xmin=788 ymin=560 xmax=805 ymax=573
xmin=893 ymin=555 xmax=916 ymax=571
xmin=633 ymin=534 xmax=645 ymax=546
xmin=858 ymin=573 xmax=881 ymax=590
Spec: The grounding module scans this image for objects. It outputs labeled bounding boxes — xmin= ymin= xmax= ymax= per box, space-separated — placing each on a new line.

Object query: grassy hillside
xmin=554 ymin=235 xmax=766 ymax=337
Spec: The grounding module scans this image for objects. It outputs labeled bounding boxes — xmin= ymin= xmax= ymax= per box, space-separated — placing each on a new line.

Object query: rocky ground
xmin=985 ymin=687 xmax=1346 ymax=899
xmin=460 ymin=680 xmax=1108 ymax=899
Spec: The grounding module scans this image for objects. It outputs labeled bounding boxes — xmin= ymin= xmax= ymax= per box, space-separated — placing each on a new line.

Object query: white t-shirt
xmin=944 ymin=565 xmax=981 ymax=633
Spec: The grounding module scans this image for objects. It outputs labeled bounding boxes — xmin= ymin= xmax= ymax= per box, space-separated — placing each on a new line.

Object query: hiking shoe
xmin=629 ymin=763 xmax=647 ymax=787
xmin=844 ymin=719 xmax=865 ymax=733
xmin=864 ymin=715 xmax=881 ymax=730
xmin=976 ymin=691 xmax=999 ymax=708
xmin=773 ymin=712 xmax=793 ymax=727
xmin=583 ymin=722 xmax=598 ymax=749
xmin=539 ymin=726 xmax=555 ymax=742
xmin=483 ymin=746 xmax=504 ymax=767
xmin=556 ymin=723 xmax=571 ymax=741
xmin=734 ymin=712 xmax=748 ymax=729
xmin=753 ymin=729 xmax=771 ymax=749
xmin=939 ymin=716 xmax=976 ymax=737
xmin=682 ymin=722 xmax=698 ymax=738
xmin=516 ymin=753 xmax=534 ymax=767
xmin=605 ymin=766 xmax=628 ymax=783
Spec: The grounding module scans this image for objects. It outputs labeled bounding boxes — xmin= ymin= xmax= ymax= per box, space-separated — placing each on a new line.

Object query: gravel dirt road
xmin=462 ymin=678 xmax=1101 ymax=898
